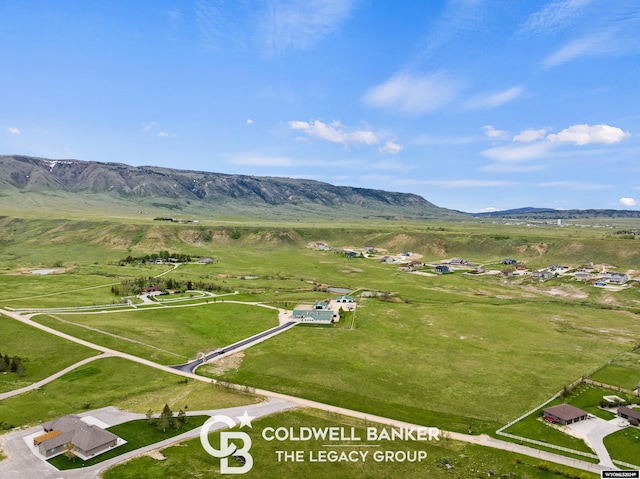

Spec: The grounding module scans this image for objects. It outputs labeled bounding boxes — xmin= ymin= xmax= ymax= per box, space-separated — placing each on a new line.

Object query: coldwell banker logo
xmin=201 ymin=410 xmax=439 ymax=475
xmin=200 ymin=411 xmax=255 ymax=474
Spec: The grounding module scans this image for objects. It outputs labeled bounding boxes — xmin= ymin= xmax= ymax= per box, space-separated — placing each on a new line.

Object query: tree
xmin=158 ymin=404 xmax=175 ymax=433
xmin=63 ymin=441 xmax=77 ymax=462
xmin=146 ymin=408 xmax=154 ymax=424
xmin=177 ymin=409 xmax=187 ymax=424
xmin=9 ymin=356 xmax=18 ymax=373
xmin=0 ymin=355 xmax=7 ymax=373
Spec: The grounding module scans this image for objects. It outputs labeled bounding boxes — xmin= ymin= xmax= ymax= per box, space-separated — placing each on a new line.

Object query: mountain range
xmin=1 ymin=155 xmax=639 ymax=220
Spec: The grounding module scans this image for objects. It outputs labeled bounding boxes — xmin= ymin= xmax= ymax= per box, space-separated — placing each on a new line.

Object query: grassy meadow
xmin=101 ymin=408 xmax=597 ymax=479
xmin=1 ymin=214 xmax=640 ymax=475
xmin=0 ymin=357 xmax=257 ymax=429
xmin=0 ymin=314 xmax=97 ymax=393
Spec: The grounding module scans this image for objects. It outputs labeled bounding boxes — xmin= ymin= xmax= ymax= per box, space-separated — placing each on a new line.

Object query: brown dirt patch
xmin=204 ymin=351 xmax=245 ymax=375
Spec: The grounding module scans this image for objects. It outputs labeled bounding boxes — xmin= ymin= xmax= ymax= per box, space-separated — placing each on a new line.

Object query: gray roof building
xmin=35 ymin=415 xmax=119 ymax=459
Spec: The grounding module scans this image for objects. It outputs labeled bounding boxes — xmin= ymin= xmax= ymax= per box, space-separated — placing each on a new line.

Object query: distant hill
xmin=0 ymin=155 xmax=464 ymax=220
xmin=475 ymin=206 xmax=640 ymax=219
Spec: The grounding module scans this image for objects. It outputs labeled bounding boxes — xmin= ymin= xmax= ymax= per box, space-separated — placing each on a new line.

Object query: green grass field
xmin=0 ymin=357 xmax=256 ymax=429
xmin=2 ymin=215 xmax=640 ymax=475
xmin=101 ymin=408 xmax=597 ymax=479
xmin=48 ymin=416 xmax=210 ymax=470
xmin=0 ymin=314 xmax=97 ymax=393
xmin=29 ymin=301 xmax=279 ymax=364
xmin=603 ymin=427 xmax=640 ymax=467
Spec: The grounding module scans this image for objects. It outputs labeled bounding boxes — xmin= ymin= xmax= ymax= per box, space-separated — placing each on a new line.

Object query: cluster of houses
xmin=308 ymin=241 xmax=635 ymax=287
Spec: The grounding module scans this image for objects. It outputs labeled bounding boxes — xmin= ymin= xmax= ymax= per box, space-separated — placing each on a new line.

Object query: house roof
xmin=618 ymin=406 xmax=640 ymax=421
xmin=40 ymin=415 xmax=118 ymax=452
xmin=543 ymin=404 xmax=588 ymax=421
xmin=34 ymin=430 xmax=62 ymax=446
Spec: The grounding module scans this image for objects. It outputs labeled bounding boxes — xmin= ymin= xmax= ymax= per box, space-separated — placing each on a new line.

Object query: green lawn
xmin=590 ymin=364 xmax=640 ymax=391
xmin=0 ymin=314 xmax=97 ymax=394
xmin=603 ymin=427 xmax=640 ymax=467
xmin=30 ymin=302 xmax=279 ymax=364
xmin=102 ymin=408 xmax=597 ymax=479
xmin=0 ymin=357 xmax=255 ymax=429
xmin=48 ymin=416 xmax=210 ymax=470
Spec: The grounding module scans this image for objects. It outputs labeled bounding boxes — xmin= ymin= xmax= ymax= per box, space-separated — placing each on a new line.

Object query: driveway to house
xmin=0 ymin=399 xmax=296 ymax=479
xmin=568 ymin=415 xmax=628 ymax=468
xmin=171 ymin=320 xmax=298 ymax=374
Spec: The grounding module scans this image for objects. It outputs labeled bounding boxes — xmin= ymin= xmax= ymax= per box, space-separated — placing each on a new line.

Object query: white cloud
xmin=290 ymin=120 xmax=378 ymax=146
xmin=546 ymin=124 xmax=630 ymax=145
xmin=536 ymin=181 xmax=610 ymax=190
xmin=379 ymin=141 xmax=403 ymax=155
xmin=363 ymin=72 xmax=461 ymax=116
xmin=158 ymin=131 xmax=170 ymax=137
xmin=259 ymin=0 xmax=356 ymax=55
xmin=8 ymin=127 xmax=20 ymax=135
xmin=619 ymin=197 xmax=638 ymax=206
xmin=464 ymin=86 xmax=524 ymax=110
xmin=246 ymin=118 xmax=254 ymax=125
xmin=522 ymin=0 xmax=594 ymax=33
xmin=513 ymin=128 xmax=548 ymax=143
xmin=481 ymin=142 xmax=552 ymax=162
xmin=482 ymin=125 xmax=509 ymax=140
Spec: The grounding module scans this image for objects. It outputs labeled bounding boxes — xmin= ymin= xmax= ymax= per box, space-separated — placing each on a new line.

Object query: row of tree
xmin=146 ymin=404 xmax=188 ymax=432
xmin=118 ymin=250 xmax=195 ymax=265
xmin=0 ymin=353 xmax=25 ymax=377
xmin=111 ymin=277 xmax=229 ymax=297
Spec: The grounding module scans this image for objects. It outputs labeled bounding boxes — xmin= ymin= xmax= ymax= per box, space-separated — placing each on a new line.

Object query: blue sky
xmin=1 ymin=1 xmax=639 ymax=213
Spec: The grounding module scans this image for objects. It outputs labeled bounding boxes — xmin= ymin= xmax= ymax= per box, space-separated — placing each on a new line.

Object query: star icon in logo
xmin=237 ymin=410 xmax=254 ymax=429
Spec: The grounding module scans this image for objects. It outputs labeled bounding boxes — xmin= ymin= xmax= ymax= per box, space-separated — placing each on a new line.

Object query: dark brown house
xmin=543 ymin=404 xmax=588 ymax=425
xmin=617 ymin=406 xmax=640 ymax=426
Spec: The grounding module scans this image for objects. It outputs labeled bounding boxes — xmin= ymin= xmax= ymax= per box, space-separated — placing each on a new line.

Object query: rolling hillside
xmin=0 ymin=155 xmax=464 ymax=220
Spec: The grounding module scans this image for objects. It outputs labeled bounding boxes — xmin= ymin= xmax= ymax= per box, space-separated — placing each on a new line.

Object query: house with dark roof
xmin=543 ymin=404 xmax=589 ymax=425
xmin=617 ymin=406 xmax=640 ymax=426
xmin=502 ymin=258 xmax=517 ymax=265
xmin=34 ymin=415 xmax=120 ymax=459
xmin=434 ymin=265 xmax=450 ymax=274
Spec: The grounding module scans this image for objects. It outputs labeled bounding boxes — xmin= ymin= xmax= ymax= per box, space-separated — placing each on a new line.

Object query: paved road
xmin=0 ymin=399 xmax=296 ymax=479
xmin=0 ymin=309 xmax=616 ymax=476
xmin=171 ymin=321 xmax=298 ymax=374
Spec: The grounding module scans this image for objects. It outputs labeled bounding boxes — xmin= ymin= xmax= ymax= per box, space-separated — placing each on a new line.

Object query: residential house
xmin=543 ymin=404 xmax=588 ymax=425
xmin=450 ymin=258 xmax=468 ymax=265
xmin=34 ymin=415 xmax=119 ymax=459
xmin=532 ymin=270 xmax=553 ymax=280
xmin=607 ymin=272 xmax=629 ymax=284
xmin=502 ymin=258 xmax=517 ymax=265
xmin=617 ymin=406 xmax=640 ymax=426
xmin=434 ymin=265 xmax=450 ymax=274
xmin=293 ymin=301 xmax=338 ymax=323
